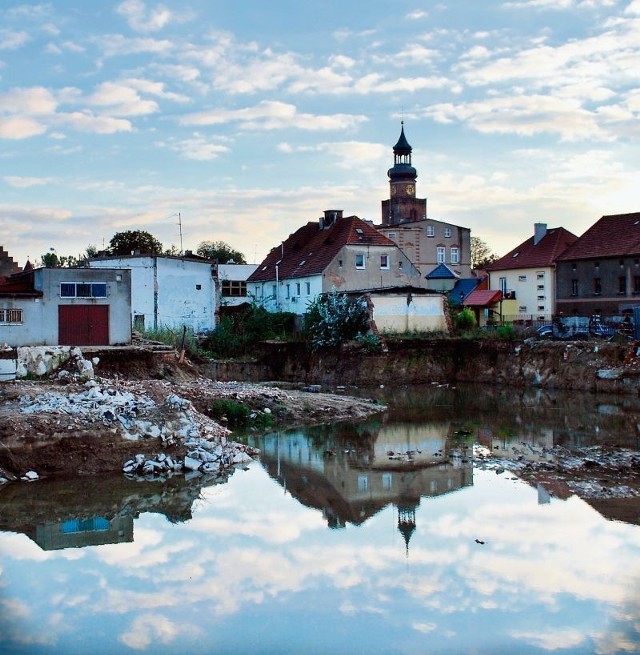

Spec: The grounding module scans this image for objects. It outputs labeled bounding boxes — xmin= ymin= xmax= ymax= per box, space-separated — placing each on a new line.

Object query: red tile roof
xmin=555 ymin=212 xmax=640 ymax=261
xmin=486 ymin=227 xmax=577 ymax=272
xmin=248 ymin=215 xmax=396 ymax=282
xmin=464 ymin=289 xmax=502 ymax=307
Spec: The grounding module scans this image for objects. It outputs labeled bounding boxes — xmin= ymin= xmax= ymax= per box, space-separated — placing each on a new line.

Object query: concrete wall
xmin=89 ymin=256 xmax=216 ymax=332
xmin=0 ymin=268 xmax=131 ymax=346
xmin=371 ymin=293 xmax=448 ymax=333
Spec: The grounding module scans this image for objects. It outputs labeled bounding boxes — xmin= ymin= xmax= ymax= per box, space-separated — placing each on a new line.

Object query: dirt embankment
xmin=0 ymin=352 xmax=384 ymax=481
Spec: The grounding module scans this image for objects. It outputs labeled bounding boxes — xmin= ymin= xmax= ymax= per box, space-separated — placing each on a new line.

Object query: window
xmin=571 ymin=279 xmax=578 ymax=296
xmin=619 ymin=276 xmax=627 ymax=294
xmin=0 ymin=308 xmax=23 ymax=324
xmin=382 ymin=473 xmax=393 ymax=490
xmin=499 ymin=277 xmax=507 ymax=293
xmin=538 ymin=305 xmax=545 ymax=311
xmin=444 ymin=227 xmax=452 ymax=238
xmin=437 ymin=246 xmax=445 ymax=264
xmin=296 ymin=282 xmax=301 ymax=295
xmin=286 ymin=284 xmax=290 ymax=298
xmin=358 ymin=475 xmax=369 ymax=491
xmin=306 ymin=282 xmax=311 ymax=295
xmin=355 ymin=253 xmax=366 ymax=269
xmin=593 ymin=278 xmax=602 ymax=295
xmin=537 ymin=284 xmax=544 ymax=290
xmin=537 ymin=295 xmax=545 ymax=301
xmin=338 ymin=259 xmax=343 ymax=268
xmin=195 ymin=284 xmax=202 ymax=291
xmin=537 ymin=272 xmax=545 ymax=280
xmin=572 ymin=263 xmax=577 ymax=271
xmin=398 ymin=260 xmax=403 ymax=269
xmin=60 ymin=282 xmax=107 ymax=298
xmin=518 ymin=275 xmax=527 ymax=282
xmin=388 ymin=232 xmax=396 ymax=239
xmin=450 ymin=247 xmax=459 ymax=264
xmin=222 ymin=280 xmax=247 ymax=297
xmin=426 ymin=225 xmax=435 ymax=237
xmin=519 ymin=306 xmax=527 ymax=313
xmin=380 ymin=254 xmax=390 ymax=269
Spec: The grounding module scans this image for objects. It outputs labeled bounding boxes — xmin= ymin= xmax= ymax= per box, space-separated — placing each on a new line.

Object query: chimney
xmin=534 ymin=223 xmax=547 ymax=245
xmin=320 ymin=209 xmax=343 ymax=230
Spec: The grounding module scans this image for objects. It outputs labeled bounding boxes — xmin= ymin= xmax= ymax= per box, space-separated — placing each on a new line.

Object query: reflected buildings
xmin=248 ymin=417 xmax=474 ymax=547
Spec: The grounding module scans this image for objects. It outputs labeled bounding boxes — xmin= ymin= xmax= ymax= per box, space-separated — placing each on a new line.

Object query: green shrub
xmin=303 ymin=290 xmax=370 ymax=350
xmin=142 ymin=326 xmax=205 ymax=357
xmin=496 ymin=324 xmax=516 ymax=340
xmin=455 ymin=308 xmax=477 ymax=331
xmin=209 ymin=399 xmax=250 ymax=426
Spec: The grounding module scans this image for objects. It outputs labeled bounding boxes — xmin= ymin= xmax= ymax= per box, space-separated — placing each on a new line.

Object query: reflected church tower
xmin=397 ymin=500 xmax=417 ymax=556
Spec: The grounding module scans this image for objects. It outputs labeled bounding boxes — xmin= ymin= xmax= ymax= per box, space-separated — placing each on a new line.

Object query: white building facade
xmin=89 ymin=254 xmax=216 ymax=333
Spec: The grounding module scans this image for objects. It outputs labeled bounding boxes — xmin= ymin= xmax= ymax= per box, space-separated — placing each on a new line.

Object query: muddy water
xmin=1 ymin=384 xmax=639 ymax=654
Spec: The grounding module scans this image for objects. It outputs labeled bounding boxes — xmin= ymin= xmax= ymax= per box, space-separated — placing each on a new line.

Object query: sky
xmin=1 ymin=0 xmax=639 ymax=268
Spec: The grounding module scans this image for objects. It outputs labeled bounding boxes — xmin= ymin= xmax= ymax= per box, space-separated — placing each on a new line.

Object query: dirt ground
xmin=0 ymin=351 xmax=385 ymax=480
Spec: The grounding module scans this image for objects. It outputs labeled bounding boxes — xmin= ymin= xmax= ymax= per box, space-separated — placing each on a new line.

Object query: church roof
xmin=393 ymin=123 xmax=412 ymax=155
xmin=248 ymin=215 xmax=396 ymax=282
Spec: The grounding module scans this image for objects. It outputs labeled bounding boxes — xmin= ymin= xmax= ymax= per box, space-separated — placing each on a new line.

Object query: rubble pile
xmin=474 ymin=443 xmax=640 ymax=499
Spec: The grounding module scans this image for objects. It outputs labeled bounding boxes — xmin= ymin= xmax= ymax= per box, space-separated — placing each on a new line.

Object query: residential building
xmin=555 ymin=211 xmax=640 ymax=316
xmin=378 ymin=124 xmax=472 ymax=279
xmin=0 ymin=247 xmax=21 ymax=279
xmin=217 ymin=263 xmax=258 ymax=308
xmin=486 ymin=223 xmax=577 ymax=322
xmin=88 ymin=253 xmax=216 ymax=333
xmin=0 ymin=266 xmax=131 ymax=346
xmin=247 ymin=210 xmax=423 ymax=315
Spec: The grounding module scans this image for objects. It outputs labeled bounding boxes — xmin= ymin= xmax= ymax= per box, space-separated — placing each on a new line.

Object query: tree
xmin=196 ymin=240 xmax=247 ymax=264
xmin=108 ymin=230 xmax=163 ymax=256
xmin=471 ymin=236 xmax=499 ymax=269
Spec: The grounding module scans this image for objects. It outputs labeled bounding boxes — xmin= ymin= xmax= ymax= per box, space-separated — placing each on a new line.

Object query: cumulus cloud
xmin=0 ymin=28 xmax=29 ymax=50
xmin=181 ymin=101 xmax=367 ymax=132
xmin=116 ymin=0 xmax=173 ymax=33
xmin=156 ymin=134 xmax=230 ymax=160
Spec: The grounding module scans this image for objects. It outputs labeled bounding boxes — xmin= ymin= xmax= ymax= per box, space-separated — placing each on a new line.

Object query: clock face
xmin=406 ymin=184 xmax=415 ymax=196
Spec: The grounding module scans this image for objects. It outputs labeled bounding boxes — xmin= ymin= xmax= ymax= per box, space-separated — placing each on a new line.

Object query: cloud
xmin=119 ymin=613 xmax=196 ymax=650
xmin=0 ymin=29 xmax=29 ymax=50
xmin=180 ymin=101 xmax=367 ymax=132
xmin=0 ymin=116 xmax=47 ymax=139
xmin=156 ymin=134 xmax=230 ymax=160
xmin=92 ymin=33 xmax=174 ymax=58
xmin=278 ymin=140 xmax=387 ymax=169
xmin=4 ymin=176 xmax=54 ymax=188
xmin=87 ymin=81 xmax=159 ymax=117
xmin=116 ymin=0 xmax=173 ymax=33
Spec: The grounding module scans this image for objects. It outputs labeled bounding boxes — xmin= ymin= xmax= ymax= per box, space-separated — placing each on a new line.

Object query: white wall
xmin=0 ymin=267 xmax=131 ymax=346
xmin=370 ymin=293 xmax=448 ymax=333
xmin=89 ymin=256 xmax=216 ymax=332
xmin=488 ymin=266 xmax=555 ymax=318
xmin=250 ymin=275 xmax=323 ymax=315
xmin=218 ymin=263 xmax=258 ymax=308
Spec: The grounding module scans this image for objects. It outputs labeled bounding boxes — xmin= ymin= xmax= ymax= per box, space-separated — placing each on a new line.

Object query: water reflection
xmin=248 ymin=418 xmax=473 ymax=539
xmin=0 ymin=384 xmax=639 ymax=654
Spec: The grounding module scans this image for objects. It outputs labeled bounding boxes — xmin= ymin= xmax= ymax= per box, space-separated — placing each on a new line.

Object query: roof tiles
xmin=248 ymin=215 xmax=395 ymax=282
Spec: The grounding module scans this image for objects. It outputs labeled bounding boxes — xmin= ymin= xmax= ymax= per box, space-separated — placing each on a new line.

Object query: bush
xmin=455 ymin=308 xmax=477 ymax=332
xmin=303 ymin=291 xmax=370 ymax=350
xmin=496 ymin=324 xmax=516 ymax=340
xmin=201 ymin=305 xmax=297 ymax=357
xmin=142 ymin=326 xmax=204 ymax=357
xmin=209 ymin=399 xmax=250 ymax=426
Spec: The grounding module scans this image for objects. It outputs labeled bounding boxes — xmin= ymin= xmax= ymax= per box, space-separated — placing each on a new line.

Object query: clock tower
xmin=381 ymin=122 xmax=427 ymax=226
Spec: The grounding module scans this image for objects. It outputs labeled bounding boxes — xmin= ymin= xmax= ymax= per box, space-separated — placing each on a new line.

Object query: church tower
xmin=381 ymin=123 xmax=427 ymax=226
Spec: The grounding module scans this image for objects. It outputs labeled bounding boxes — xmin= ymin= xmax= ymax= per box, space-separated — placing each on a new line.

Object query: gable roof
xmin=486 ymin=227 xmax=577 ymax=272
xmin=464 ymin=289 xmax=502 ymax=307
xmin=555 ymin=212 xmax=640 ymax=261
xmin=248 ymin=215 xmax=396 ymax=282
xmin=425 ymin=263 xmax=458 ymax=280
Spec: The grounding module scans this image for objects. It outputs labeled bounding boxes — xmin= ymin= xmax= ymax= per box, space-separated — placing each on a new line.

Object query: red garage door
xmin=58 ymin=305 xmax=109 ymax=346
